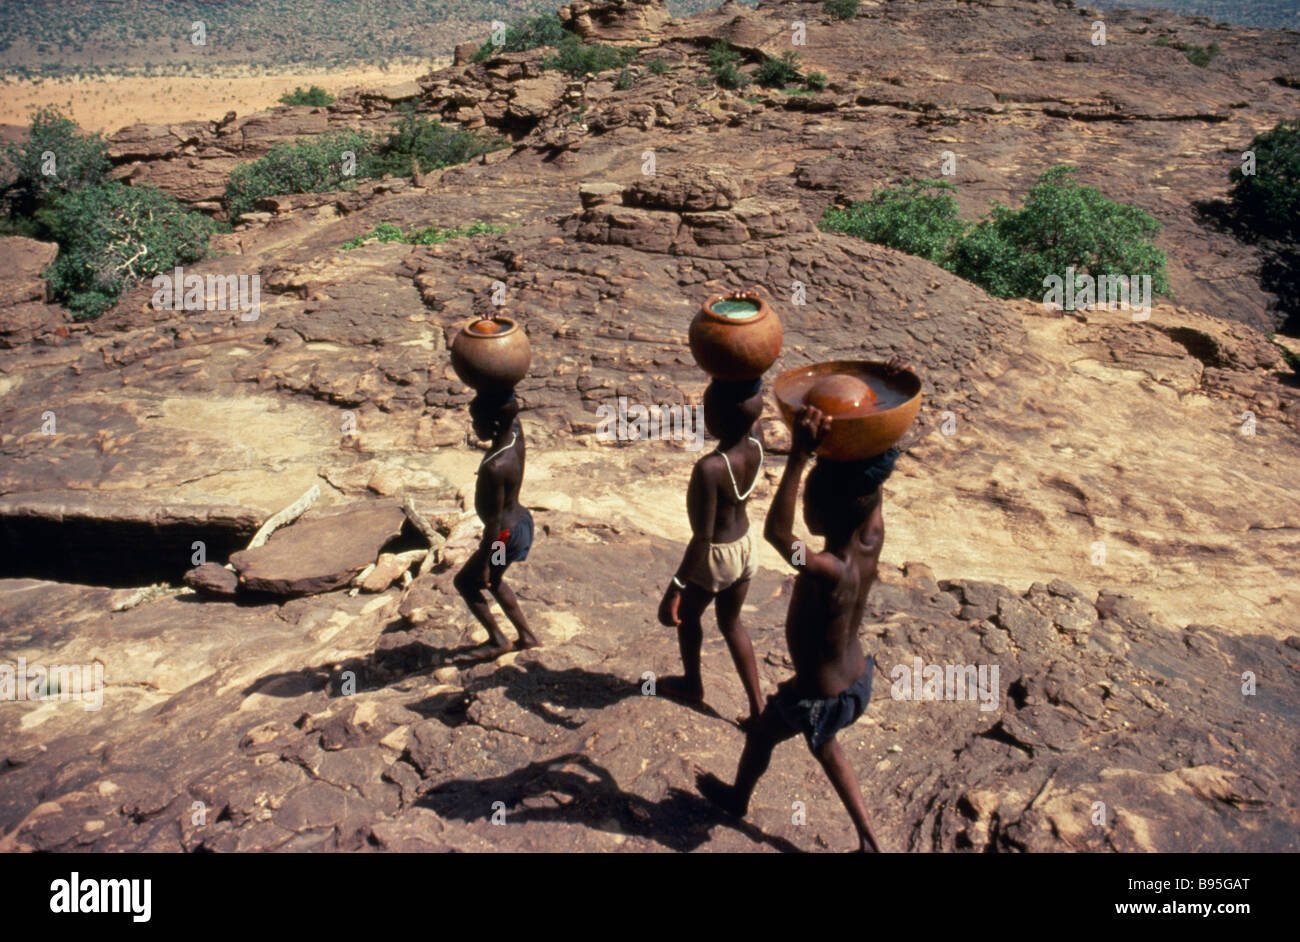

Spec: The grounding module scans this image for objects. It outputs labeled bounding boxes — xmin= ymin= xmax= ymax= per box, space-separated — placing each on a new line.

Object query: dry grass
xmin=0 ymin=62 xmax=445 ymax=133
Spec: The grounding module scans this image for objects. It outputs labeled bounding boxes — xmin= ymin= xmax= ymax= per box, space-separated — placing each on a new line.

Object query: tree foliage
xmin=1230 ymin=119 xmax=1300 ymax=241
xmin=39 ymin=182 xmax=217 ymax=320
xmin=822 ymin=166 xmax=1170 ymax=302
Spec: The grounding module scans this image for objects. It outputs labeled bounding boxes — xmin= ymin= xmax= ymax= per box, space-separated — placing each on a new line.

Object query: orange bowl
xmin=773 ymin=360 xmax=922 ymax=460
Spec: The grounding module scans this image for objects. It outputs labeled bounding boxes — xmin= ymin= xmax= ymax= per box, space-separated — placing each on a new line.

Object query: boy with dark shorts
xmin=657 ymin=378 xmax=767 ymax=728
xmin=453 ymin=391 xmax=540 ymax=659
xmin=698 ymin=357 xmax=911 ymax=852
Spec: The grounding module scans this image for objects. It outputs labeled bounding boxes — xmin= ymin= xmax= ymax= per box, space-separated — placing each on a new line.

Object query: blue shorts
xmin=771 ymin=656 xmax=875 ymax=752
xmin=496 ymin=507 xmax=533 ymax=565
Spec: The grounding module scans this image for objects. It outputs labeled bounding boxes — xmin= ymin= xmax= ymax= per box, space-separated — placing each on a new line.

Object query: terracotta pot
xmin=688 ymin=289 xmax=783 ymax=381
xmin=449 ymin=316 xmax=531 ymax=393
xmin=773 ymin=360 xmax=922 ymax=460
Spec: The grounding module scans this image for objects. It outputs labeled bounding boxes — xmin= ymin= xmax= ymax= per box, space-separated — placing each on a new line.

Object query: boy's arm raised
xmin=765 ymin=406 xmax=828 ymax=570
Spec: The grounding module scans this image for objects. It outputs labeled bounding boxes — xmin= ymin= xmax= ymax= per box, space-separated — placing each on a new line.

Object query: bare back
xmin=688 ymin=432 xmax=762 ymax=545
xmin=785 ymin=499 xmax=885 ymax=697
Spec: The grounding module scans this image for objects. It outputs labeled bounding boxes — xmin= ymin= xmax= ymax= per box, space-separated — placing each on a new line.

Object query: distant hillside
xmin=0 ymin=0 xmax=750 ymax=78
xmin=1091 ymin=0 xmax=1299 ymax=30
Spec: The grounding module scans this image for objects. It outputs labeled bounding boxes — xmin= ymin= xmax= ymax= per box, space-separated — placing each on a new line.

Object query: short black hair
xmin=704 ymin=378 xmax=763 ymax=441
xmin=470 ymin=391 xmax=519 ymax=428
xmin=805 ymin=447 xmax=899 ymax=537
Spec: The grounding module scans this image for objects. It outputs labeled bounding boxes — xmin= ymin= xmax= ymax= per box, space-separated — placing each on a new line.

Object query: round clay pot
xmin=773 ymin=360 xmax=922 ymax=460
xmin=688 ymin=289 xmax=783 ymax=381
xmin=449 ymin=315 xmax=531 ymax=393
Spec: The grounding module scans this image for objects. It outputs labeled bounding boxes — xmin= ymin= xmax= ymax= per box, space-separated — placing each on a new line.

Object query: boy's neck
xmin=717 ymin=423 xmax=755 ymax=450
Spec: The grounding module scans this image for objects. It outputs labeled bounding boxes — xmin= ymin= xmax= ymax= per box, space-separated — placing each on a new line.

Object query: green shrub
xmin=947 ymin=165 xmax=1169 ymax=299
xmin=342 ymin=220 xmax=510 ymax=249
xmin=706 ymin=42 xmax=749 ymax=88
xmin=648 ymin=57 xmax=671 ymax=75
xmin=614 ymin=68 xmax=634 ymax=90
xmin=224 ymin=129 xmax=373 ymax=222
xmin=39 ymin=182 xmax=216 ymax=320
xmin=755 ymin=51 xmax=801 ymax=89
xmin=822 ymin=166 xmax=1170 ymax=304
xmin=824 ymin=0 xmax=860 ymax=21
xmin=707 ymin=41 xmax=741 ymax=73
xmin=278 ymin=85 xmax=335 ymax=106
xmin=805 ymin=71 xmax=828 ymax=91
xmin=369 ymin=112 xmax=508 ymax=176
xmin=2 ymin=106 xmax=109 ymax=217
xmin=820 ymin=179 xmax=967 ymax=265
xmin=471 ymin=14 xmax=568 ymax=61
xmin=541 ymin=35 xmax=636 ymax=77
xmin=1181 ymin=42 xmax=1220 ymax=67
xmin=1229 ymin=119 xmax=1300 ymax=240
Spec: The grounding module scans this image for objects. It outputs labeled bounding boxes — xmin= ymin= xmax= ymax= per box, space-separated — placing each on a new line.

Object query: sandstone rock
xmin=0 ymin=237 xmax=56 ymax=308
xmin=560 ymin=0 xmax=669 ymax=42
xmin=183 ymin=563 xmax=239 ymax=598
xmin=229 ymin=503 xmax=406 ymax=596
xmin=623 ymin=164 xmax=755 ymax=212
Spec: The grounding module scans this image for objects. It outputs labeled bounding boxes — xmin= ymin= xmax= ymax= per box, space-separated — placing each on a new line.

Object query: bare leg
xmin=454 ymin=549 xmax=511 ymax=657
xmin=698 ymin=700 xmax=798 ymax=816
xmin=488 ymin=571 xmax=540 ymax=649
xmin=714 ymin=578 xmax=764 ymax=724
xmin=814 ymin=737 xmax=882 ymax=853
xmin=659 ymin=583 xmax=713 ymax=702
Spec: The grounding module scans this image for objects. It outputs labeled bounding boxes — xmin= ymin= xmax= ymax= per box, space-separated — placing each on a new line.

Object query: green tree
xmin=949 ymin=165 xmax=1169 ymax=298
xmin=1230 ymin=119 xmax=1300 ymax=240
xmin=278 ymin=85 xmax=335 ymax=106
xmin=367 ymin=113 xmax=508 ymax=176
xmin=39 ymin=182 xmax=216 ymax=320
xmin=824 ymin=0 xmax=860 ymax=21
xmin=223 ymin=130 xmax=373 ymax=222
xmin=820 ymin=179 xmax=967 ymax=264
xmin=755 ymin=51 xmax=801 ymax=89
xmin=2 ymin=106 xmax=109 ymax=217
xmin=471 ymin=13 xmax=568 ymax=61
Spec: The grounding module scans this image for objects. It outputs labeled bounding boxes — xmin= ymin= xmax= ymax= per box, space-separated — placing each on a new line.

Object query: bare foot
xmin=696 ymin=771 xmax=743 ymax=817
xmin=736 ymin=713 xmax=757 ymax=734
xmin=467 ymin=640 xmax=513 ymax=660
xmin=515 ymin=629 xmax=542 ymax=650
xmin=657 ymin=675 xmax=704 ymax=703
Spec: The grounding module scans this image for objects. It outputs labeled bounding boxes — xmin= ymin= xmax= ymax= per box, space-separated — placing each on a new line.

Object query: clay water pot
xmin=450 ymin=315 xmax=531 ymax=393
xmin=773 ymin=360 xmax=922 ymax=460
xmin=689 ymin=289 xmax=783 ymax=381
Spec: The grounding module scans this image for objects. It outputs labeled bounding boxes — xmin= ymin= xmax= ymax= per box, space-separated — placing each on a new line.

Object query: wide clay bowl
xmin=449 ymin=316 xmax=531 ymax=393
xmin=689 ymin=289 xmax=783 ymax=381
xmin=773 ymin=360 xmax=923 ymax=460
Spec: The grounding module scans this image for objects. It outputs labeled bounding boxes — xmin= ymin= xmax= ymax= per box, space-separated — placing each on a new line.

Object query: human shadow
xmin=242 ymin=630 xmax=645 ymax=733
xmin=417 ymin=751 xmax=802 ymax=853
xmin=408 ymin=658 xmax=644 ymax=730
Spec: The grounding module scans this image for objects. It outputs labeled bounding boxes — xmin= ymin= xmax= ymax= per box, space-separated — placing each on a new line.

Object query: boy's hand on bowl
xmin=884 ymin=355 xmax=913 ymax=376
xmin=792 ymin=405 xmax=831 ymax=456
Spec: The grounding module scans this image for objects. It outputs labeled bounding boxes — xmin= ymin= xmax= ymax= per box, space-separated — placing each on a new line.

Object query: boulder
xmin=0 ymin=236 xmax=56 ymax=308
xmin=229 ymin=503 xmax=406 ymax=596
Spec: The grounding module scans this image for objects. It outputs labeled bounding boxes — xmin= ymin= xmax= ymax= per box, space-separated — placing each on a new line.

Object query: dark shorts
xmin=495 ymin=507 xmax=534 ymax=565
xmin=771 ymin=656 xmax=875 ymax=752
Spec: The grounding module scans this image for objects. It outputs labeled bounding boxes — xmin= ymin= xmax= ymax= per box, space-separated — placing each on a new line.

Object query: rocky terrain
xmin=0 ymin=0 xmax=1297 ymax=852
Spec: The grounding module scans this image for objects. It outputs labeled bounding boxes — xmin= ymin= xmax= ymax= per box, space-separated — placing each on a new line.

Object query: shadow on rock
xmin=418 ymin=751 xmax=802 ymax=853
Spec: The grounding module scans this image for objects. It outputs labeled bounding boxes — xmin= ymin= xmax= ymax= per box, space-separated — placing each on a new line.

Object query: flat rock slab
xmin=229 ymin=503 xmax=406 ymax=596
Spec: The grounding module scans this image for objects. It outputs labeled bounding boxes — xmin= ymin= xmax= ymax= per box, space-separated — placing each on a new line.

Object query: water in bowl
xmin=785 ymin=369 xmax=912 ymax=415
xmin=710 ymin=298 xmax=761 ymax=319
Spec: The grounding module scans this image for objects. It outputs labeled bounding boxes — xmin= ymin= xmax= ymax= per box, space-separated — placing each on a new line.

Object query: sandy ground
xmin=0 ymin=62 xmax=446 ymax=134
